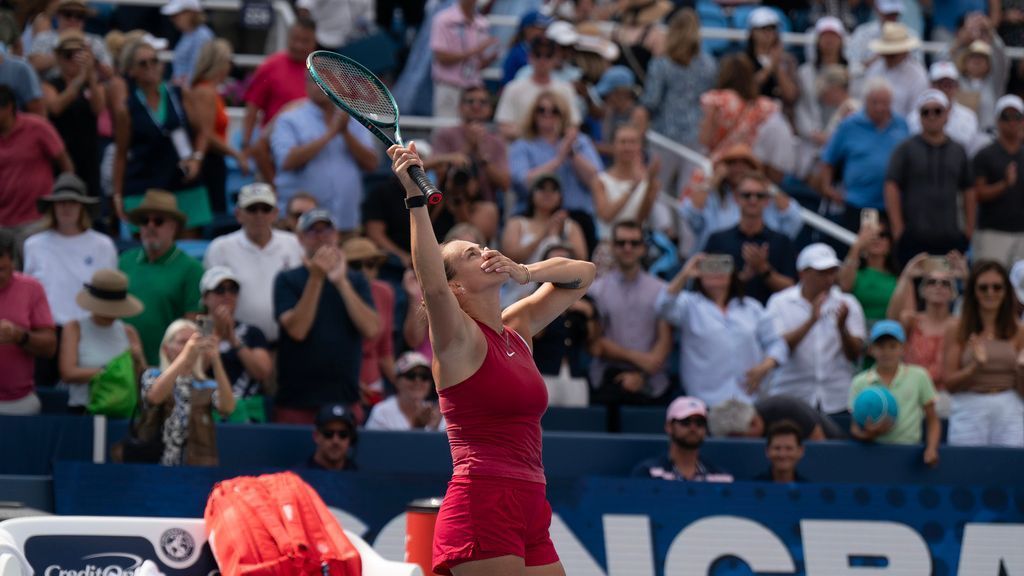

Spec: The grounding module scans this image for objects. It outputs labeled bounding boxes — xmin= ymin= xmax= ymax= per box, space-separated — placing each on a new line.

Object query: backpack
xmin=204 ymin=471 xmax=362 ymax=576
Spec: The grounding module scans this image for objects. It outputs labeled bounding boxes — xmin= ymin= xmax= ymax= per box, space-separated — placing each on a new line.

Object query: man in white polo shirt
xmin=765 ymin=243 xmax=866 ymax=415
xmin=204 ymin=183 xmax=304 ymax=342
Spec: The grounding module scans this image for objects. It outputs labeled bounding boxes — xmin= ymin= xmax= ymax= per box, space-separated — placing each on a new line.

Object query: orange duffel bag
xmin=205 ymin=471 xmax=362 ymax=576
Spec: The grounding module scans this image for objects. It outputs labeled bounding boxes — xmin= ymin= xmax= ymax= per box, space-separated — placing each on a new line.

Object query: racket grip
xmin=408 ymin=165 xmax=443 ymax=205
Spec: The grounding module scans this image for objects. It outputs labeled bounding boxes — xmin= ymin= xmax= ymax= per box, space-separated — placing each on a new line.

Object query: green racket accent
xmin=306 ymin=50 xmax=442 ymax=205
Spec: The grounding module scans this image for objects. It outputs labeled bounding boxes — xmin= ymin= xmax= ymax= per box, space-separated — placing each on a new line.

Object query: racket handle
xmin=408 ymin=165 xmax=443 ymax=205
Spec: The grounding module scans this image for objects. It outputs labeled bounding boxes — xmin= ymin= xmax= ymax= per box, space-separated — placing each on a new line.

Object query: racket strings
xmin=309 ymin=53 xmax=396 ymax=124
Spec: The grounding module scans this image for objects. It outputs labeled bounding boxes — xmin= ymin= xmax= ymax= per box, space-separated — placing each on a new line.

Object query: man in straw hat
xmin=119 ymin=189 xmax=204 ymax=365
xmin=862 ymin=21 xmax=928 ymax=118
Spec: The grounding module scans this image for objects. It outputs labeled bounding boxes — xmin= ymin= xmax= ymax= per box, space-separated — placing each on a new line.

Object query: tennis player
xmin=388 ymin=143 xmax=594 ymax=576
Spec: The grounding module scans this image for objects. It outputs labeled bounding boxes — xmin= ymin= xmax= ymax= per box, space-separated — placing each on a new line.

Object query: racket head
xmin=306 ymin=50 xmax=400 ymax=130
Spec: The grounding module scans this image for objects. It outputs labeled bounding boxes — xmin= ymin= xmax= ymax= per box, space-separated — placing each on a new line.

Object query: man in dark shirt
xmin=705 ymin=172 xmax=796 ymax=304
xmin=631 ymin=397 xmax=733 ymax=482
xmin=274 ymin=209 xmax=379 ymax=425
xmin=708 ymin=396 xmax=846 ymax=440
xmin=304 ymin=403 xmax=358 ymax=471
xmin=753 ymin=420 xmax=809 ymax=483
xmin=972 ymin=95 xmax=1024 ymax=267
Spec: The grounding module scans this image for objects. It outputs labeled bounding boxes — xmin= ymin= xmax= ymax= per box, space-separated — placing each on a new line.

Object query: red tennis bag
xmin=204 ymin=471 xmax=362 ymax=576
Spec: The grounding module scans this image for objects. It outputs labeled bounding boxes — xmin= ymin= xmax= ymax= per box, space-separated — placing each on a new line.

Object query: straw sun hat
xmin=76 ymin=269 xmax=144 ymax=319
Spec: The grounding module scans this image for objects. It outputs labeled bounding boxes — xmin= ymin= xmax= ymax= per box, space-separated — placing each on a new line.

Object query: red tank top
xmin=438 ymin=321 xmax=548 ymax=484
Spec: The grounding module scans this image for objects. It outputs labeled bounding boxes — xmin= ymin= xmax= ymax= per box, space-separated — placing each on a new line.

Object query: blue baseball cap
xmin=297 ymin=208 xmax=336 ymax=233
xmin=870 ymin=320 xmax=906 ymax=344
xmin=520 ymin=10 xmax=553 ymax=31
xmin=595 ymin=65 xmax=636 ymax=97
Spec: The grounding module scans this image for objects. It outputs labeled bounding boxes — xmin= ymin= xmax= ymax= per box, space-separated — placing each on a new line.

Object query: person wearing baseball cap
xmin=972 ymin=94 xmax=1024 ymax=266
xmin=631 ymin=397 xmax=734 ymax=482
xmin=746 ymin=8 xmax=799 ymax=109
xmin=161 ymin=0 xmax=213 ymax=85
xmin=502 ymin=11 xmax=553 ymax=86
xmin=366 ymin=351 xmax=446 ymax=431
xmin=906 ymin=61 xmax=980 ymax=152
xmin=764 ymin=243 xmax=866 ymax=415
xmin=305 ymin=403 xmax=358 ymax=471
xmin=846 ymin=0 xmax=917 ymax=75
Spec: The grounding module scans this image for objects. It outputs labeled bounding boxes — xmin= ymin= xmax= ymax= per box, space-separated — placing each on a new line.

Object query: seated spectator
xmin=429 ymin=0 xmax=497 ymax=118
xmin=0 ymin=11 xmax=44 ymax=115
xmin=502 ymin=11 xmax=551 ymax=86
xmin=204 ymin=183 xmax=304 ymax=344
xmin=746 ymin=8 xmax=800 ymax=113
xmin=850 ymin=321 xmax=941 ymax=467
xmin=631 ymin=397 xmax=733 ymax=482
xmin=119 ymin=191 xmax=204 ymax=365
xmin=952 ymin=15 xmax=1008 ymax=131
xmin=0 ymin=228 xmax=57 ymax=415
xmin=704 ymin=172 xmax=797 ymax=305
xmin=838 ymin=217 xmax=899 ymax=322
xmin=907 ymin=62 xmax=982 ymax=154
xmin=972 ymin=95 xmax=1024 ymax=267
xmin=589 ymin=221 xmax=672 ymax=406
xmin=943 ymin=260 xmax=1024 ymax=447
xmin=592 ymin=124 xmax=661 ymax=240
xmin=140 ymin=319 xmax=235 ymax=466
xmin=191 ymin=39 xmax=245 ymax=216
xmin=495 ymin=36 xmax=581 ymax=140
xmin=27 ymin=0 xmax=112 ymax=77
xmin=886 ymin=90 xmax=974 ymax=266
xmin=860 ymin=22 xmax=928 ymax=118
xmin=341 ymin=237 xmax=395 ymax=407
xmin=274 ymin=210 xmax=379 ymax=425
xmin=431 ymin=85 xmax=511 ymax=204
xmin=593 ymin=66 xmax=641 ymax=157
xmin=58 ymin=269 xmax=145 ymax=414
xmin=161 ymin=0 xmax=214 ymax=86
xmin=656 ymin=253 xmax=787 ymax=407
xmin=708 ymin=396 xmax=845 ymax=440
xmin=698 ymin=54 xmax=778 ymax=160
xmin=753 ymin=421 xmax=808 ymax=483
xmin=278 ymin=192 xmax=317 ymax=233
xmin=766 ymin=243 xmax=866 ymax=415
xmin=429 ymin=162 xmax=499 ymax=245
xmin=366 ymin=352 xmax=445 ymax=431
xmin=200 ymin=267 xmax=272 ymax=423
xmin=304 ymin=403 xmax=357 ymax=471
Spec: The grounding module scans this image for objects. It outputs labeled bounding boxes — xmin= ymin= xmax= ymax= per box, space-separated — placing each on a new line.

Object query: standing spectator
xmin=429 ymin=0 xmax=497 ymax=118
xmin=431 ymin=85 xmax=510 ymax=203
xmin=972 ymin=95 xmax=1024 ymax=266
xmin=861 ymin=22 xmax=928 ymax=118
xmin=161 ymin=0 xmax=214 ymax=86
xmin=279 ymin=192 xmax=317 ymax=233
xmin=795 ymin=17 xmax=849 ymax=149
xmin=838 ymin=217 xmax=900 ymax=323
xmin=885 ymin=89 xmax=975 ymax=265
xmin=191 ymin=39 xmax=245 ymax=216
xmin=204 ymin=183 xmax=304 ymax=344
xmin=295 ymin=0 xmax=373 ymax=51
xmin=631 ymin=397 xmax=733 ymax=482
xmin=794 ymin=65 xmax=857 ymax=185
xmin=119 ymin=191 xmax=204 ymax=365
xmin=341 ymin=237 xmax=395 ymax=407
xmin=0 ymin=10 xmax=44 ymax=115
xmin=0 ymin=229 xmax=56 ymax=415
xmin=746 ymin=8 xmax=800 ymax=113
xmin=366 ymin=351 xmax=445 ymax=431
xmin=846 ymin=0 xmax=919 ymax=77
xmin=708 ymin=396 xmax=845 ymax=440
xmin=200 ymin=266 xmax=273 ymax=423
xmin=656 ymin=253 xmax=788 ymax=407
xmin=501 ymin=11 xmax=551 ymax=87
xmin=41 ymin=31 xmax=104 ymax=198
xmin=589 ymin=221 xmax=672 ymax=406
xmin=907 ymin=62 xmax=982 ymax=154
xmin=943 ymin=260 xmax=1024 ymax=446
xmin=952 ymin=15 xmax=1008 ymax=131
xmin=592 ymin=125 xmax=661 ymax=240
xmin=271 ymin=77 xmax=378 ymax=233
xmin=704 ymin=172 xmax=797 ymax=305
xmin=766 ymin=243 xmax=867 ymax=415
xmin=698 ymin=54 xmax=778 ymax=159
xmin=0 ymin=84 xmax=73 ymax=232
xmin=820 ymin=77 xmax=909 ymax=232
xmin=27 ymin=0 xmax=112 ymax=76
xmin=495 ymin=36 xmax=581 ymax=140
xmin=273 ymin=210 xmax=379 ymax=424
xmin=303 ymin=403 xmax=357 ymax=471
xmin=753 ymin=421 xmax=808 ymax=483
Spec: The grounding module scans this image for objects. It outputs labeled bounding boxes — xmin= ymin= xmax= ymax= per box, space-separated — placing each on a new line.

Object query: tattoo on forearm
xmin=553 ymin=278 xmax=582 ymax=290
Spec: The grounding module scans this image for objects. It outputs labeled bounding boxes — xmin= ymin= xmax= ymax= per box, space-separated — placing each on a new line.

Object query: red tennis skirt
xmin=432 ymin=475 xmax=559 ymax=574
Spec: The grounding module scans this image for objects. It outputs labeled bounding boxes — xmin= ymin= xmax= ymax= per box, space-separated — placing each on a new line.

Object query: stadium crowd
xmin=1 ymin=0 xmax=1024 ymax=478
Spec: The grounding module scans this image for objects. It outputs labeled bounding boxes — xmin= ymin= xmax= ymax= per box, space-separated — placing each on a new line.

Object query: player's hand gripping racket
xmin=306 ymin=50 xmax=442 ymax=205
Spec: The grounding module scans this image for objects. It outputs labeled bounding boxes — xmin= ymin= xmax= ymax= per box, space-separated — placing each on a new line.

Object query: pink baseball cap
xmin=666 ymin=397 xmax=708 ymax=422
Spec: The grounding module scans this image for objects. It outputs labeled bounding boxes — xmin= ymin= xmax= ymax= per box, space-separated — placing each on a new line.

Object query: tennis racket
xmin=306 ymin=50 xmax=443 ymax=205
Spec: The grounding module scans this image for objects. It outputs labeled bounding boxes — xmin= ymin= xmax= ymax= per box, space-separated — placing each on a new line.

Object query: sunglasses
xmin=209 ymin=283 xmax=240 ymax=295
xmin=138 ymin=215 xmax=166 ymax=227
xmin=59 ymin=11 xmax=87 ymax=20
xmin=462 ymin=97 xmax=489 ymax=106
xmin=924 ymin=278 xmax=953 ymax=288
xmin=402 ymin=370 xmax=432 ymax=381
xmin=919 ymin=107 xmax=944 ymax=118
xmin=738 ymin=191 xmax=770 ymax=201
xmin=319 ymin=429 xmax=351 ymax=440
xmin=134 ymin=57 xmax=160 ymax=69
xmin=976 ymin=283 xmax=1005 ymax=294
xmin=244 ymin=203 xmax=274 ymax=214
xmin=58 ymin=48 xmax=82 ymax=60
xmin=614 ymin=239 xmax=644 ymax=248
xmin=536 ymin=106 xmax=561 ymax=116
xmin=673 ymin=417 xmax=707 ymax=428
xmin=999 ymin=113 xmax=1024 ymax=122
xmin=349 ymin=260 xmax=381 ymax=271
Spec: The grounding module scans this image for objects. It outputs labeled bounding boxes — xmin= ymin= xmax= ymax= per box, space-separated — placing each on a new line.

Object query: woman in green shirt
xmin=838 ymin=219 xmax=899 ymax=322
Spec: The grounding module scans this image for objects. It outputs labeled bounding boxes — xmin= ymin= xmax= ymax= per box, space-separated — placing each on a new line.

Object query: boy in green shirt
xmin=849 ymin=320 xmax=941 ymax=467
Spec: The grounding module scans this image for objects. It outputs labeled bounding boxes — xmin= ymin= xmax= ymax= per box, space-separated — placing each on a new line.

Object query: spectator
xmin=141 ymin=319 xmax=235 ymax=466
xmin=766 ymin=243 xmax=867 ymax=415
xmin=972 ymin=95 xmax=1024 ymax=266
xmin=341 ymin=237 xmax=395 ymax=407
xmin=119 ymin=191 xmax=204 ymax=365
xmin=846 ymin=0 xmax=920 ymax=77
xmin=698 ymin=54 xmax=778 ymax=159
xmin=495 ymin=36 xmax=581 ymax=140
xmin=501 ymin=11 xmax=551 ymax=87
xmin=943 ymin=260 xmax=1024 ymax=446
xmin=0 ymin=11 xmax=44 ymax=115
xmin=589 ymin=221 xmax=672 ymax=406
xmin=637 ymin=9 xmax=717 ymax=149
xmin=850 ymin=321 xmax=941 ymax=466
xmin=794 ymin=18 xmax=851 ymax=177
xmin=631 ymin=397 xmax=733 ymax=482
xmin=273 ymin=210 xmax=379 ymax=424
xmin=279 ymin=192 xmax=317 ymax=233
xmin=0 ymin=84 xmax=73 ymax=232
xmin=304 ymin=403 xmax=357 ymax=471
xmin=271 ymin=76 xmax=378 ymax=233
xmin=0 ymin=228 xmax=56 ymax=415
xmin=240 ymin=19 xmax=317 ymax=158
xmin=27 ymin=0 xmax=112 ymax=77
xmin=295 ymin=0 xmax=373 ymax=51
xmin=746 ymin=8 xmax=800 ymax=113
xmin=860 ymin=22 xmax=928 ymax=118
xmin=111 ymin=37 xmax=210 ymax=229
xmin=41 ymin=31 xmax=103 ymax=198
xmin=429 ymin=162 xmax=499 ymax=245
xmin=592 ymin=124 xmax=661 ymax=240
xmin=366 ymin=351 xmax=445 ymax=431
xmin=162 ymin=0 xmax=213 ymax=86
xmin=431 ymin=85 xmax=511 ymax=203
xmin=753 ymin=421 xmax=808 ymax=483
xmin=204 ymin=183 xmax=304 ymax=344
xmin=58 ymin=269 xmax=145 ymax=414
xmin=907 ymin=62 xmax=982 ymax=154
xmin=708 ymin=396 xmax=845 ymax=440
xmin=593 ymin=66 xmax=640 ymax=157
xmin=656 ymin=253 xmax=787 ymax=406
xmin=885 ymin=90 xmax=975 ymax=265
xmin=838 ymin=216 xmax=900 ymax=322
xmin=952 ymin=15 xmax=1008 ymax=131
xmin=191 ymin=39 xmax=245 ymax=216
xmin=199 ymin=266 xmax=272 ymax=423
xmin=429 ymin=0 xmax=497 ymax=118
xmin=704 ymin=172 xmax=797 ymax=305
xmin=820 ymin=77 xmax=909 ymax=232
xmin=887 ymin=252 xmax=966 ymax=389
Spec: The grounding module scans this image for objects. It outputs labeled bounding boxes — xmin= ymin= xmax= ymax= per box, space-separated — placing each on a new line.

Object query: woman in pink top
xmin=389 ymin=143 xmax=595 ymax=576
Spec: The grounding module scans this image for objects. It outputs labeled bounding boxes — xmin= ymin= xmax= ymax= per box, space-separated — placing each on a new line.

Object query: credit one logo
xmin=43 ymin=552 xmax=143 ymax=576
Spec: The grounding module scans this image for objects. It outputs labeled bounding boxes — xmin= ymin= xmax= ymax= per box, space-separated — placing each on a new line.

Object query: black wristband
xmin=405 ymin=195 xmax=427 ymax=209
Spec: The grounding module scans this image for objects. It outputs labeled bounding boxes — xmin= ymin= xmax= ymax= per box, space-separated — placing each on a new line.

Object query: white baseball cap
xmin=815 ymin=16 xmax=845 ymax=37
xmin=796 ymin=243 xmax=841 ymax=271
xmin=546 ymin=21 xmax=579 ymax=46
xmin=876 ymin=0 xmax=904 ymax=14
xmin=161 ymin=0 xmax=202 ymax=16
xmin=237 ymin=182 xmax=276 ymax=210
xmin=929 ymin=61 xmax=959 ymax=82
xmin=916 ymin=88 xmax=949 ymax=110
xmin=995 ymin=94 xmax=1024 ymax=117
xmin=200 ymin=266 xmax=239 ymax=293
xmin=747 ymin=7 xmax=781 ymax=29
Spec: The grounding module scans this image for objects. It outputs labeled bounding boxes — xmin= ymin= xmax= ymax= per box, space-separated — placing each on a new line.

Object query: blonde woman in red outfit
xmin=389 ymin=142 xmax=595 ymax=576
